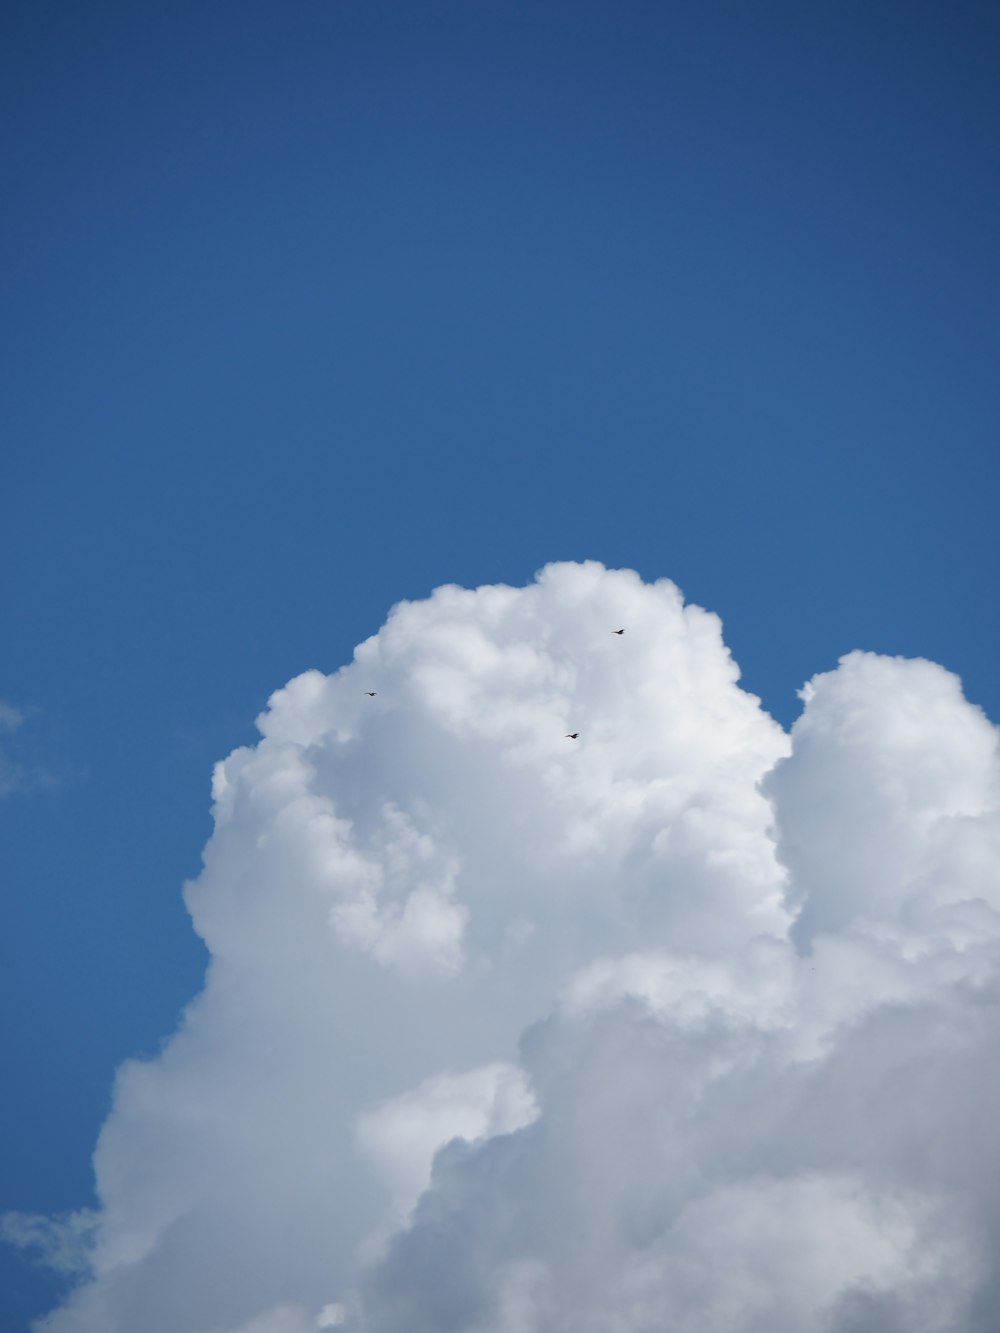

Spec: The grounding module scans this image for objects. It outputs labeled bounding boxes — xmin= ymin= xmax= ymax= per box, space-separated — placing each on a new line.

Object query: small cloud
xmin=0 ymin=700 xmax=27 ymax=731
xmin=0 ymin=1209 xmax=97 ymax=1276
xmin=0 ymin=699 xmax=77 ymax=797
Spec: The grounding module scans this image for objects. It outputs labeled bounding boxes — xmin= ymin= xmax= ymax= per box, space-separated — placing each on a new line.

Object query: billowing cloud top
xmin=12 ymin=563 xmax=1000 ymax=1332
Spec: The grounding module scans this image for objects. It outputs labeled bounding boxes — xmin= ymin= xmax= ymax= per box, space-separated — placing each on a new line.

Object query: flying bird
xmin=565 ymin=733 xmax=579 ymax=740
xmin=613 ymin=628 xmax=625 ymax=635
xmin=365 ymin=691 xmax=377 ymax=697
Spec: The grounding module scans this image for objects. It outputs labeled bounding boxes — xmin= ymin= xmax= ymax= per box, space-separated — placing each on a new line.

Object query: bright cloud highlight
xmin=8 ymin=563 xmax=999 ymax=1332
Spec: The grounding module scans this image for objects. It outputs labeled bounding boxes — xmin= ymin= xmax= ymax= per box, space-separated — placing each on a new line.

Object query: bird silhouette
xmin=613 ymin=628 xmax=625 ymax=635
xmin=565 ymin=733 xmax=579 ymax=739
xmin=365 ymin=691 xmax=377 ymax=697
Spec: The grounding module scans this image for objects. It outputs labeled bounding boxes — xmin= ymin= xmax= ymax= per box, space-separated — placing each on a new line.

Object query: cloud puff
xmin=12 ymin=563 xmax=1000 ymax=1332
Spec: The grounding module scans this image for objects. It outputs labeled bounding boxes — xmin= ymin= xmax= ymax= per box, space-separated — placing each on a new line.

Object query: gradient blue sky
xmin=2 ymin=2 xmax=998 ymax=1326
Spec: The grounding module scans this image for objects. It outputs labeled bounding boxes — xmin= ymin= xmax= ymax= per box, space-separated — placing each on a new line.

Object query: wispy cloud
xmin=0 ymin=699 xmax=74 ymax=797
xmin=0 ymin=1210 xmax=97 ymax=1277
xmin=10 ymin=565 xmax=1000 ymax=1333
xmin=0 ymin=700 xmax=27 ymax=732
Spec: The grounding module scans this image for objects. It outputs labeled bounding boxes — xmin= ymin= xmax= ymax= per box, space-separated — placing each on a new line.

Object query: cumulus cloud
xmin=9 ymin=563 xmax=999 ymax=1332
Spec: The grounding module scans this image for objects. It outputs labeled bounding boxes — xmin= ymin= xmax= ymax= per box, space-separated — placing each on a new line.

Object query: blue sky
xmin=2 ymin=2 xmax=998 ymax=1326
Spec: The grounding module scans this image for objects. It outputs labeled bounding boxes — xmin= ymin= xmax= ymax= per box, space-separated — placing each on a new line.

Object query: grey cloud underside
xmin=359 ymin=984 xmax=1000 ymax=1333
xmin=14 ymin=563 xmax=1000 ymax=1333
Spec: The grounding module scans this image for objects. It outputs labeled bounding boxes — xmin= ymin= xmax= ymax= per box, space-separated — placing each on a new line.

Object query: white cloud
xmin=9 ymin=563 xmax=1000 ymax=1332
xmin=356 ymin=1062 xmax=538 ymax=1226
